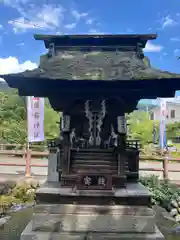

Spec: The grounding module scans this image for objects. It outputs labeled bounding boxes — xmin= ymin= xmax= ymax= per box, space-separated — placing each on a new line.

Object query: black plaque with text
xmin=77 ymin=171 xmax=112 ymax=190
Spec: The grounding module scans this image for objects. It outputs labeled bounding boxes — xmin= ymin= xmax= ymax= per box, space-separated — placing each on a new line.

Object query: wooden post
xmin=23 ymin=144 xmax=26 ymax=161
xmin=163 ymin=156 xmax=168 ymax=181
xmin=25 ymin=149 xmax=31 ymax=177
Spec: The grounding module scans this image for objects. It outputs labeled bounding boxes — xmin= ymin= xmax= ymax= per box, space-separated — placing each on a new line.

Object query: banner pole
xmin=25 ymin=142 xmax=31 ymax=178
xmin=25 ymin=97 xmax=31 ymax=177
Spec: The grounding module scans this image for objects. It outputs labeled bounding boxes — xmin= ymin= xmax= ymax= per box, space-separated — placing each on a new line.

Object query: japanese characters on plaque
xmin=83 ymin=175 xmax=107 ymax=187
xmin=27 ymin=97 xmax=44 ymax=142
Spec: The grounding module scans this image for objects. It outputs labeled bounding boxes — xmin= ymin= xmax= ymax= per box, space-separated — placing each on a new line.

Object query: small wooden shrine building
xmin=2 ymin=34 xmax=180 ymax=189
xmin=1 ymin=33 xmax=180 ymax=239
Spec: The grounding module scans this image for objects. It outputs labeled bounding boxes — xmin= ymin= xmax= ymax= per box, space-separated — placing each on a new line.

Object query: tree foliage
xmin=0 ymin=90 xmax=59 ymax=144
xmin=127 ymin=110 xmax=158 ymax=145
xmin=166 ymin=121 xmax=180 ymax=139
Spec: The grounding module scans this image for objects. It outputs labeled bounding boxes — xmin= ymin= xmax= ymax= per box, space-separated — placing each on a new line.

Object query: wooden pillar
xmin=61 ymin=113 xmax=71 ymax=173
xmin=117 ymin=133 xmax=126 ymax=175
xmin=117 ymin=114 xmax=126 ymax=134
xmin=117 ymin=113 xmax=127 ymax=177
xmin=126 ymin=149 xmax=140 ymax=182
xmin=48 ymin=147 xmax=59 ymax=182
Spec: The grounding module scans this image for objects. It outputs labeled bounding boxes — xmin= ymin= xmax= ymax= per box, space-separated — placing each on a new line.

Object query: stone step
xmin=61 ymin=173 xmax=123 ymax=179
xmin=71 ymin=171 xmax=118 ymax=175
xmin=72 ymin=155 xmax=114 ymax=161
xmin=72 ymin=151 xmax=113 ymax=155
xmin=71 ymin=148 xmax=113 ymax=153
xmin=71 ymin=164 xmax=117 ymax=170
xmin=73 ymin=160 xmax=117 ymax=165
xmin=72 ymin=158 xmax=115 ymax=163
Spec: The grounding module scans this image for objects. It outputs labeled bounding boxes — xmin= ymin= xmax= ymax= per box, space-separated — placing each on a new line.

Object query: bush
xmin=11 ymin=183 xmax=37 ymax=203
xmin=0 ymin=181 xmax=38 ymax=216
xmin=0 ymin=195 xmax=22 ymax=216
xmin=0 ymin=181 xmax=16 ymax=195
xmin=140 ymin=175 xmax=180 ymax=208
xmin=169 ymin=151 xmax=180 ymax=158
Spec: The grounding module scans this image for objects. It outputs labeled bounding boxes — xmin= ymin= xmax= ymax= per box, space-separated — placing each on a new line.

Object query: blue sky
xmin=0 ymin=0 xmax=180 ymax=101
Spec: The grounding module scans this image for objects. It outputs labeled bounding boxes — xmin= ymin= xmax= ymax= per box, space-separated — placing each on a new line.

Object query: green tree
xmin=166 ymin=121 xmax=180 ymax=139
xmin=0 ymin=90 xmax=59 ymax=144
xmin=44 ymin=99 xmax=60 ymax=139
xmin=127 ymin=110 xmax=158 ymax=145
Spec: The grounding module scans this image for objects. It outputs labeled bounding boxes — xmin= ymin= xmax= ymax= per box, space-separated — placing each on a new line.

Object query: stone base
xmin=20 ymin=183 xmax=164 ymax=239
xmin=21 ymin=204 xmax=164 ymax=239
xmin=35 ymin=182 xmax=152 ymax=206
xmin=32 ymin=204 xmax=156 ymax=233
xmin=21 ymin=221 xmax=164 ymax=240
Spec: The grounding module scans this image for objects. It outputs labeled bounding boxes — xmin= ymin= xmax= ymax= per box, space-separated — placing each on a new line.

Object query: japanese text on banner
xmin=27 ymin=97 xmax=44 ymax=142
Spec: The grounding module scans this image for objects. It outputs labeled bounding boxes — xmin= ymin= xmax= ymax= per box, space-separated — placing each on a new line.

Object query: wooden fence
xmin=0 ymin=143 xmax=180 ymax=180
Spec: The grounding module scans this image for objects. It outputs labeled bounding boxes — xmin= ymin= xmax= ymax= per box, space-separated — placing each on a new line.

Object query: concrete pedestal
xmin=47 ymin=152 xmax=59 ymax=182
xmin=20 ymin=182 xmax=164 ymax=239
xmin=21 ymin=221 xmax=164 ymax=240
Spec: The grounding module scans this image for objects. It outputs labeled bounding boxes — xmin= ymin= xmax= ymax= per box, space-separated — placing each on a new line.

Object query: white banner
xmin=160 ymin=98 xmax=167 ymax=120
xmin=27 ymin=97 xmax=44 ymax=142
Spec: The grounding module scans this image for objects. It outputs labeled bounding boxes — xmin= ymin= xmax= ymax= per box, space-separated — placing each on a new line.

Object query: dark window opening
xmin=170 ymin=110 xmax=175 ymax=119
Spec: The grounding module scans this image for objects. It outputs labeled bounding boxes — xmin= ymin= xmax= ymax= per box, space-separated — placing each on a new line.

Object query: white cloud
xmin=9 ymin=18 xmax=40 ymax=33
xmin=86 ymin=19 xmax=94 ymax=25
xmin=72 ymin=10 xmax=88 ymax=20
xmin=170 ymin=37 xmax=180 ymax=42
xmin=174 ymin=49 xmax=180 ymax=55
xmin=3 ymin=0 xmax=30 ymax=3
xmin=88 ymin=29 xmax=104 ymax=34
xmin=148 ymin=28 xmax=153 ymax=32
xmin=16 ymin=42 xmax=25 ymax=46
xmin=6 ymin=3 xmax=92 ymax=34
xmin=0 ymin=24 xmax=3 ymax=29
xmin=8 ymin=4 xmax=65 ymax=32
xmin=64 ymin=23 xmax=77 ymax=29
xmin=88 ymin=29 xmax=98 ymax=33
xmin=3 ymin=0 xmax=31 ymax=13
xmin=0 ymin=57 xmax=37 ymax=75
xmin=162 ymin=16 xmax=177 ymax=28
xmin=144 ymin=42 xmax=163 ymax=53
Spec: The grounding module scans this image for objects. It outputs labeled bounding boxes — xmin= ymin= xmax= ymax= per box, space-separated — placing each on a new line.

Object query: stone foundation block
xmin=21 ymin=221 xmax=164 ymax=240
xmin=32 ymin=204 xmax=156 ymax=233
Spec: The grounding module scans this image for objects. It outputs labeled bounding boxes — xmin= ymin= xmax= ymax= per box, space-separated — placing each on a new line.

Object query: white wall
xmin=150 ymin=102 xmax=180 ymax=123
